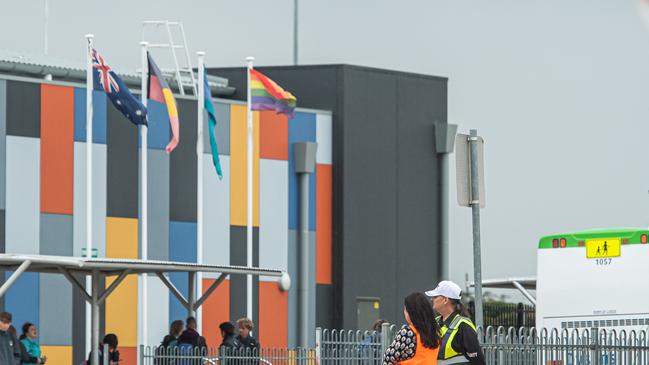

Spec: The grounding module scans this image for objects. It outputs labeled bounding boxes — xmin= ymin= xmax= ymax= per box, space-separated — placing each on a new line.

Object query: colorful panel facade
xmin=0 ymin=76 xmax=333 ymax=352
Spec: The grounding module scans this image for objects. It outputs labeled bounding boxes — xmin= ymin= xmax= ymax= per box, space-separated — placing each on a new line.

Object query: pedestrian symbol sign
xmin=586 ymin=238 xmax=621 ymax=258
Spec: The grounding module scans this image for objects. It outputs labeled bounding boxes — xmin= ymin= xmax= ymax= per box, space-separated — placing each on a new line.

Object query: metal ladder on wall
xmin=142 ymin=20 xmax=197 ymax=96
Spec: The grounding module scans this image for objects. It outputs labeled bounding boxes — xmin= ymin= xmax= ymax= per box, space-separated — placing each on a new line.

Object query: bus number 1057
xmin=596 ymin=258 xmax=612 ymax=266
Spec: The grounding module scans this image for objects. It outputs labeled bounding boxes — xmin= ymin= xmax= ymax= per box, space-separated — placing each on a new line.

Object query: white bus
xmin=536 ymin=228 xmax=649 ymax=333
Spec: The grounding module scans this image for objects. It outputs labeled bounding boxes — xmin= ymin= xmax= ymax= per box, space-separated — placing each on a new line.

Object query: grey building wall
xmin=209 ymin=65 xmax=448 ymax=329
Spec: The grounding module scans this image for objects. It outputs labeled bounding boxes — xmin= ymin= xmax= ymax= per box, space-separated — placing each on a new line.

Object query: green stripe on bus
xmin=538 ymin=228 xmax=649 ymax=249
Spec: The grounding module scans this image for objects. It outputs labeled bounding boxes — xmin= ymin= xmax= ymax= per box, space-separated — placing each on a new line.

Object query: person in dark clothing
xmin=87 ymin=333 xmax=120 ymax=365
xmin=0 ymin=312 xmax=21 ymax=365
xmin=236 ymin=318 xmax=260 ymax=353
xmin=178 ymin=317 xmax=207 ymax=353
xmin=219 ymin=322 xmax=242 ymax=352
xmin=156 ymin=320 xmax=184 ymax=363
xmin=427 ymin=280 xmax=485 ymax=365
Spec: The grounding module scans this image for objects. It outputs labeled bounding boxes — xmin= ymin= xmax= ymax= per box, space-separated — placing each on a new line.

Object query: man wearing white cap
xmin=426 ymin=281 xmax=485 ymax=365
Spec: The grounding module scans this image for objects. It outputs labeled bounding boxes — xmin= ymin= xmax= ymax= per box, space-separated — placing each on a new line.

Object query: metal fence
xmin=475 ymin=302 xmax=535 ymax=328
xmin=141 ymin=326 xmax=649 ymax=365
xmin=480 ymin=327 xmax=649 ymax=365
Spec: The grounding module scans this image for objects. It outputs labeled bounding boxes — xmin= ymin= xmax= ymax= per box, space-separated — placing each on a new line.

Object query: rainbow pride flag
xmin=250 ymin=69 xmax=296 ymax=118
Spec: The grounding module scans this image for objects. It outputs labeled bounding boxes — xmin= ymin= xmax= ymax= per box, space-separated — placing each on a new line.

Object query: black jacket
xmin=220 ymin=334 xmax=242 ymax=352
xmin=236 ymin=335 xmax=260 ymax=352
xmin=178 ymin=329 xmax=207 ymax=350
xmin=87 ymin=346 xmax=119 ymax=364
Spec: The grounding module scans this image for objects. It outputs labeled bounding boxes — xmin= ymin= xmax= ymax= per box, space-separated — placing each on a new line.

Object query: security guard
xmin=426 ymin=281 xmax=485 ymax=365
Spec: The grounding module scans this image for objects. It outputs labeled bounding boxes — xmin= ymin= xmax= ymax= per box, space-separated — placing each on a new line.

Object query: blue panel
xmin=5 ymin=272 xmax=39 ymax=331
xmin=168 ymin=221 xmax=197 ymax=322
xmin=288 ymin=112 xmax=317 ymax=230
xmin=146 ymin=100 xmax=170 ymax=150
xmin=74 ymin=88 xmax=107 ymax=144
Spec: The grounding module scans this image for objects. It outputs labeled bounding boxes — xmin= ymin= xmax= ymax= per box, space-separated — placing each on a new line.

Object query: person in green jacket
xmin=19 ymin=322 xmax=46 ymax=365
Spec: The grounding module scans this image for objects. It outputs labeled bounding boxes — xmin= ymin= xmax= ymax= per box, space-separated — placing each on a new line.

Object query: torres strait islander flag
xmin=249 ymin=68 xmax=296 ymax=118
xmin=147 ymin=52 xmax=180 ymax=153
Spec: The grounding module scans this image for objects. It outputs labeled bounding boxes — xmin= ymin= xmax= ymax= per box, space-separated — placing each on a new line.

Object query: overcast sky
xmin=3 ymin=0 xmax=649 ymax=300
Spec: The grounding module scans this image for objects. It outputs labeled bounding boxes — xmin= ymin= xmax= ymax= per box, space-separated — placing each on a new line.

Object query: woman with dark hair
xmin=383 ymin=292 xmax=440 ymax=365
xmin=87 ymin=333 xmax=119 ymax=365
xmin=20 ymin=322 xmax=46 ymax=365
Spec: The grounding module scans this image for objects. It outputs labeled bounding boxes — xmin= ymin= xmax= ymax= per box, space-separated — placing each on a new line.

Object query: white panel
xmin=145 ymin=276 xmax=170 ymax=346
xmin=316 ymin=113 xmax=332 ymax=165
xmin=202 ymin=155 xmax=230 ymax=268
xmin=6 ymin=136 xmax=40 ymax=254
xmin=259 ymin=159 xmax=289 ymax=275
xmin=73 ymin=142 xmax=107 ymax=259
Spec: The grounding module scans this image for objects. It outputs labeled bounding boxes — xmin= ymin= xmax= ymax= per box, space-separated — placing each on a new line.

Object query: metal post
xmin=0 ymin=260 xmax=31 ymax=297
xmin=293 ymin=0 xmax=299 ymax=65
xmin=294 ymin=142 xmax=316 ymax=349
xmin=245 ymin=56 xmax=254 ymax=322
xmin=298 ymin=171 xmax=309 ymax=348
xmin=188 ymin=271 xmax=196 ymax=318
xmin=196 ymin=51 xmax=205 ymax=335
xmin=440 ymin=152 xmax=450 ymax=279
xmin=469 ymin=129 xmax=483 ymax=329
xmin=91 ymin=270 xmax=100 ymax=365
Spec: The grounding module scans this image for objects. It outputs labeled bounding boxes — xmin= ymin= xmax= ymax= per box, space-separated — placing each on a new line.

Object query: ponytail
xmin=451 ymin=299 xmax=471 ymax=318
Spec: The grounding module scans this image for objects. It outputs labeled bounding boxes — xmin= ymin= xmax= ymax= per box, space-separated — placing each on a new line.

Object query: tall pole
xmin=293 ymin=0 xmax=298 ymax=65
xmin=298 ymin=172 xmax=309 ymax=347
xmin=245 ymin=56 xmax=255 ymax=322
xmin=196 ymin=51 xmax=205 ymax=333
xmin=84 ymin=33 xmax=94 ymax=359
xmin=469 ymin=129 xmax=483 ymax=329
xmin=440 ymin=153 xmax=450 ymax=280
xmin=44 ymin=0 xmax=49 ymax=56
xmin=139 ymin=41 xmax=149 ymax=351
xmin=91 ymin=270 xmax=100 ymax=365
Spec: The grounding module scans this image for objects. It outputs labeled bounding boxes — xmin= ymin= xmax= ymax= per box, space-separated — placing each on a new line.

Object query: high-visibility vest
xmin=399 ymin=326 xmax=439 ymax=365
xmin=437 ymin=314 xmax=477 ymax=365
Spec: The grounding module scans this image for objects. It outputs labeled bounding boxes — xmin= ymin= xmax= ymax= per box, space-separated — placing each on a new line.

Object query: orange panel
xmin=40 ymin=84 xmax=74 ymax=214
xmin=259 ymin=281 xmax=288 ymax=348
xmin=230 ymin=105 xmax=260 ymax=226
xmin=201 ymin=278 xmax=230 ymax=347
xmin=119 ymin=346 xmax=137 ymax=364
xmin=105 ymin=217 xmax=138 ymax=347
xmin=260 ymin=111 xmax=288 ymax=160
xmin=316 ymin=164 xmax=332 ymax=284
xmin=40 ymin=345 xmax=72 ymax=364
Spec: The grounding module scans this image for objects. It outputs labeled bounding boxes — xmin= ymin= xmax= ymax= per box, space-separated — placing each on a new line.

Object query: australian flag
xmin=92 ymin=49 xmax=147 ymax=125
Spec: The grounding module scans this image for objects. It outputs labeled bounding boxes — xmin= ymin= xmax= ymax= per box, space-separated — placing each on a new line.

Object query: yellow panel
xmin=106 ymin=217 xmax=138 ymax=259
xmin=230 ymin=105 xmax=260 ymax=227
xmin=41 ymin=345 xmax=72 ymax=365
xmin=105 ymin=216 xmax=138 ymax=347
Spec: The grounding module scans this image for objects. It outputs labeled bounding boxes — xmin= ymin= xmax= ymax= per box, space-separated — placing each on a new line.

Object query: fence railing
xmin=141 ymin=326 xmax=649 ymax=365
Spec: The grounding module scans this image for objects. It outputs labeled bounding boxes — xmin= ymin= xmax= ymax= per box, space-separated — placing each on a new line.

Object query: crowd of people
xmin=0 ymin=280 xmax=484 ymax=365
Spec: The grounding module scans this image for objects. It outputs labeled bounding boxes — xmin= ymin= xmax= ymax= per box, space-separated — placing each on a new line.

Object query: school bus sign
xmin=585 ymin=238 xmax=621 ymax=258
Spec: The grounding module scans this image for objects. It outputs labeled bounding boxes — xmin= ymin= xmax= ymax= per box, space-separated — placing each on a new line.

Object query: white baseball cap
xmin=425 ymin=280 xmax=462 ymax=300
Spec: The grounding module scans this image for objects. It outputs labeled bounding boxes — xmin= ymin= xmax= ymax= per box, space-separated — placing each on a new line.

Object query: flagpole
xmin=84 ymin=32 xmax=94 ymax=360
xmin=139 ymin=41 xmax=149 ymax=354
xmin=196 ymin=51 xmax=205 ymax=334
xmin=245 ymin=56 xmax=254 ymax=322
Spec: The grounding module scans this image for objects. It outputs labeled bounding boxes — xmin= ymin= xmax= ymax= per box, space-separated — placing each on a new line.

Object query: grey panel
xmin=107 ymin=101 xmax=138 ymax=218
xmin=203 ymin=102 xmax=230 ymax=156
xmin=72 ymin=273 xmax=86 ymax=365
xmin=5 ymin=136 xmax=40 ymax=254
xmin=0 ymin=210 xmax=5 ymax=254
xmin=0 ymin=80 xmax=6 ymax=209
xmin=147 ymin=149 xmax=169 ymax=260
xmin=40 ymin=274 xmax=72 ymax=345
xmin=229 ymin=226 xmax=258 ymax=323
xmin=40 ymin=213 xmax=73 ymax=256
xmin=6 ymin=80 xmax=40 ymax=138
xmin=316 ymin=284 xmax=334 ymax=329
xmin=203 ymin=155 xmax=230 ymax=266
xmin=395 ymin=76 xmax=444 ymax=305
xmin=287 ymin=229 xmax=316 ymax=347
xmin=341 ymin=68 xmax=399 ymax=329
xmin=73 ymin=143 xmax=107 ymax=259
xmin=170 ymin=98 xmax=197 ymax=222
